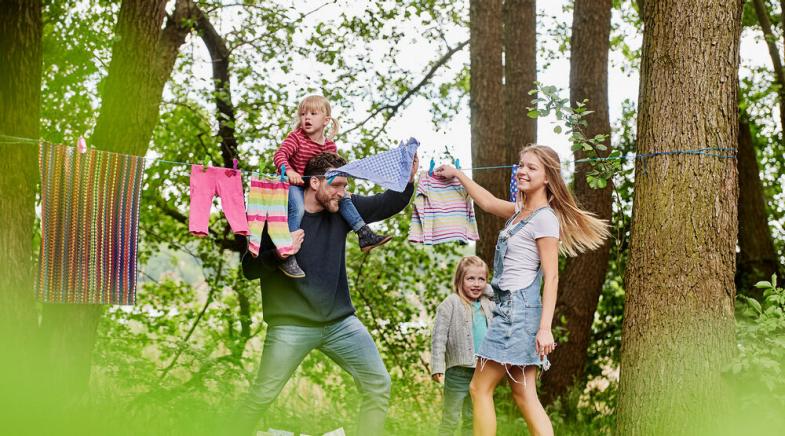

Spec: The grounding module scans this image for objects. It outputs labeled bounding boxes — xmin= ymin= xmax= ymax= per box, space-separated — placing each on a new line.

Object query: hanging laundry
xmin=189 ymin=164 xmax=249 ymax=237
xmin=408 ymin=171 xmax=480 ymax=245
xmin=509 ymin=164 xmax=519 ymax=202
xmin=37 ymin=143 xmax=145 ymax=305
xmin=246 ymin=176 xmax=295 ymax=257
xmin=324 ymin=137 xmax=420 ymax=192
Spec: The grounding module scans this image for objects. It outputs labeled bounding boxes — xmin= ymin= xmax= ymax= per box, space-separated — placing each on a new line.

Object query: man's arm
xmin=351 ymin=182 xmax=415 ymax=224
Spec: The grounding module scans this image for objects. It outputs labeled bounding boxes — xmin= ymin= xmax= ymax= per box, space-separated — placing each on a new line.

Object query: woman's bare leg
xmin=469 ymin=360 xmax=507 ymax=436
xmin=508 ymin=365 xmax=553 ymax=436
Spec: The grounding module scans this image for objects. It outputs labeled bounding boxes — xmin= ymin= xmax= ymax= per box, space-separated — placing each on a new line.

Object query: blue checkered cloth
xmin=325 ymin=137 xmax=420 ymax=192
xmin=509 ymin=164 xmax=519 ymax=202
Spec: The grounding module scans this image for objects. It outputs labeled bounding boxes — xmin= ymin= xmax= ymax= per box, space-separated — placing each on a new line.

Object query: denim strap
xmin=490 ymin=206 xmax=551 ymax=287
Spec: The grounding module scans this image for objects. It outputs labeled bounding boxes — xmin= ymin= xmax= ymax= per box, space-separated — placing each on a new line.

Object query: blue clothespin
xmin=203 ymin=156 xmax=209 ymax=172
xmin=327 ymin=174 xmax=336 ymax=185
xmin=454 ymin=158 xmax=461 ymax=170
xmin=280 ymin=164 xmax=287 ymax=182
xmin=428 ymin=158 xmax=435 ymax=176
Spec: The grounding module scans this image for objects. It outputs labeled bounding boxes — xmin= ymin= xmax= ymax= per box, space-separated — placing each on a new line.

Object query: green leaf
xmin=755 ymin=281 xmax=773 ymax=289
xmin=527 ymin=110 xmax=539 ymax=119
xmin=745 ymin=296 xmax=763 ymax=314
xmin=553 ymin=125 xmax=562 ymax=134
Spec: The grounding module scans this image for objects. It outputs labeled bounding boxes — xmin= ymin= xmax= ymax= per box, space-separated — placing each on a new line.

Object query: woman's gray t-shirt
xmin=498 ymin=207 xmax=560 ymax=291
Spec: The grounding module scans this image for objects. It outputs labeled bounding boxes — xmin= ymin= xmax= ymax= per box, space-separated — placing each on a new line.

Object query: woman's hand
xmin=432 ymin=373 xmax=444 ymax=383
xmin=433 ymin=164 xmax=460 ymax=179
xmin=536 ymin=328 xmax=556 ymax=360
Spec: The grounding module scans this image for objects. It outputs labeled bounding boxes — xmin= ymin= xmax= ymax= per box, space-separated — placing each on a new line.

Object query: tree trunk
xmin=0 ymin=0 xmax=41 ymax=342
xmin=540 ymin=0 xmax=613 ymax=406
xmin=40 ymin=0 xmax=195 ymax=396
xmin=0 ymin=0 xmax=43 ymax=422
xmin=503 ymin=0 xmax=537 ymax=161
xmin=470 ymin=0 xmax=506 ymax=266
xmin=736 ymin=115 xmax=781 ymax=295
xmin=617 ymin=1 xmax=742 ymax=434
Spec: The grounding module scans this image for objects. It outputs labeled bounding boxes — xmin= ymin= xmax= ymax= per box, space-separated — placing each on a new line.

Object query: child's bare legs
xmin=469 ymin=360 xmax=506 ymax=436
xmin=508 ymin=365 xmax=553 ymax=436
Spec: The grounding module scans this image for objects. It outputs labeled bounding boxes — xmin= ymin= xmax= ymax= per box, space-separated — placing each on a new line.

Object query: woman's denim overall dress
xmin=476 ymin=207 xmax=551 ymax=373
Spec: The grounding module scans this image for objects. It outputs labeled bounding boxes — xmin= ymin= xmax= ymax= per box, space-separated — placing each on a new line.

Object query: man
xmin=236 ymin=151 xmax=418 ymax=435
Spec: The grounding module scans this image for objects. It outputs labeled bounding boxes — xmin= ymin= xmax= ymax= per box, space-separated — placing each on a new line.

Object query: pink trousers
xmin=189 ymin=165 xmax=249 ymax=237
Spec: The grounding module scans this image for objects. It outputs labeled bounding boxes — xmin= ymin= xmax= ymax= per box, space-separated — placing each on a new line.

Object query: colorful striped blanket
xmin=37 ymin=143 xmax=145 ymax=304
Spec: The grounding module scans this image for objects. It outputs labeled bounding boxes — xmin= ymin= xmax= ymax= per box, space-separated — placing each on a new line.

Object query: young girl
xmin=431 ymin=256 xmax=494 ymax=436
xmin=434 ymin=145 xmax=609 ymax=436
xmin=272 ymin=95 xmax=391 ymax=277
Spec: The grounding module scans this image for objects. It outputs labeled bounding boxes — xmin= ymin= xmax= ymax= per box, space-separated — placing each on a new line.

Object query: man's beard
xmin=315 ymin=188 xmax=340 ymax=212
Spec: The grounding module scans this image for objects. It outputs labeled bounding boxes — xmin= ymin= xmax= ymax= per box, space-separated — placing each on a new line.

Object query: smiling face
xmin=311 ymin=173 xmax=347 ymax=213
xmin=517 ymin=151 xmax=548 ymax=194
xmin=458 ymin=265 xmax=487 ymax=302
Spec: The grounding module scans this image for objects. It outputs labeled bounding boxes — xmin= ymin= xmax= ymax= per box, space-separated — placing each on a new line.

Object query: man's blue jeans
xmin=235 ymin=315 xmax=391 ymax=434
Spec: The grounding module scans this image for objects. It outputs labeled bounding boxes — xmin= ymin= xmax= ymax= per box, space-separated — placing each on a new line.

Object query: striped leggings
xmin=246 ymin=177 xmax=294 ymax=257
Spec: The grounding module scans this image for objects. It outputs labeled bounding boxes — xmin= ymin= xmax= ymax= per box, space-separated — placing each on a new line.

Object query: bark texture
xmin=470 ymin=0 xmax=506 ymax=266
xmin=617 ymin=1 xmax=742 ymax=434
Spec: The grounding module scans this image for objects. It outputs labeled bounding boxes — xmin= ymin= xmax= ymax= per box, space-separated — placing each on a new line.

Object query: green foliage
xmin=729 ymin=275 xmax=785 ymax=410
xmin=526 ymin=82 xmax=619 ymax=189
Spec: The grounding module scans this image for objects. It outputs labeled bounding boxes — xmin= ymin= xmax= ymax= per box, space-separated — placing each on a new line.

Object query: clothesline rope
xmin=1 ymin=134 xmax=737 ymax=180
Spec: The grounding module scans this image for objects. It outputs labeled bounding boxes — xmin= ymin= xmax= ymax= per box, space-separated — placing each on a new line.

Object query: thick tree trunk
xmin=540 ymin=0 xmax=613 ymax=406
xmin=503 ymin=0 xmax=537 ymax=161
xmin=617 ymin=1 xmax=742 ymax=434
xmin=0 ymin=0 xmax=43 ymax=422
xmin=0 ymin=0 xmax=41 ymax=345
xmin=470 ymin=0 xmax=506 ymax=266
xmin=40 ymin=0 xmax=195 ymax=396
xmin=736 ymin=115 xmax=780 ymax=295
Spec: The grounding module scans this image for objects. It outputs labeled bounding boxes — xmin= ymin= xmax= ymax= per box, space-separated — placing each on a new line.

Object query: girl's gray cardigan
xmin=430 ymin=288 xmax=494 ymax=375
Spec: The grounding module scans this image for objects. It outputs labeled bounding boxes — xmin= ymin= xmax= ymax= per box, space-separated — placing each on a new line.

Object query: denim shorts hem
xmin=475 ymin=354 xmax=550 ymax=370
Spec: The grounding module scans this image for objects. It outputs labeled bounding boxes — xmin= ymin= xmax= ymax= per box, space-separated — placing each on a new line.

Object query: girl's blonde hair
xmin=452 ymin=256 xmax=488 ymax=303
xmin=518 ymin=144 xmax=610 ymax=257
xmin=295 ymin=95 xmax=340 ymax=140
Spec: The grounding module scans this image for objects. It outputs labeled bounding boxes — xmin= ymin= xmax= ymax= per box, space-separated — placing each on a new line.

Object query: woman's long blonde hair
xmin=518 ymin=144 xmax=610 ymax=257
xmin=452 ymin=256 xmax=488 ymax=305
xmin=295 ymin=95 xmax=340 ymax=140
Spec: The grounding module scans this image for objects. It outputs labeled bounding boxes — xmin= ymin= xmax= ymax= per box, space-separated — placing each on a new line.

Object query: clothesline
xmin=1 ymin=134 xmax=737 ymax=181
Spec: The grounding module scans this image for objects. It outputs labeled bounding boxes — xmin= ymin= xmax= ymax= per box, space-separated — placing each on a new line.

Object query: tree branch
xmin=338 ymin=39 xmax=469 ymax=140
xmin=156 ymin=0 xmax=199 ymax=93
xmin=752 ymin=0 xmax=785 ymax=132
xmin=159 ymin=258 xmax=225 ymax=380
xmin=151 ymin=195 xmax=242 ymax=252
xmin=191 ymin=5 xmax=237 ymax=168
xmin=227 ymin=1 xmax=337 ymax=54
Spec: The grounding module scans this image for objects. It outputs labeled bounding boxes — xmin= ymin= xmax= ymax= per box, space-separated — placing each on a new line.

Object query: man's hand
xmin=279 ymin=229 xmax=305 ymax=258
xmin=432 ymin=373 xmax=444 ymax=383
xmin=409 ymin=152 xmax=419 ymax=182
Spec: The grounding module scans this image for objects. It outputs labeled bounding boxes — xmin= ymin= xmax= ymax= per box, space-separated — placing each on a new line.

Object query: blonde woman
xmin=434 ymin=145 xmax=609 ymax=436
